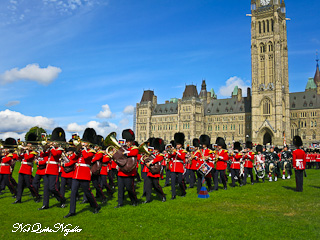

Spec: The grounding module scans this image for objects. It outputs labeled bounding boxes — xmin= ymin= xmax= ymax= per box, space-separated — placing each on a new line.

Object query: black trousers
xmin=243 ymin=167 xmax=254 ymax=184
xmin=171 ymin=172 xmax=186 ymax=197
xmin=141 ymin=171 xmax=147 ymax=195
xmin=100 ymin=174 xmax=112 ymax=193
xmin=85 ymin=174 xmax=105 ymax=200
xmin=196 ymin=171 xmax=212 ymax=193
xmin=164 ymin=168 xmax=171 ymax=185
xmin=60 ymin=177 xmax=72 ymax=198
xmin=145 ymin=176 xmax=165 ymax=202
xmin=230 ymin=169 xmax=242 ymax=186
xmin=214 ymin=170 xmax=227 ymax=189
xmin=107 ymin=170 xmax=114 ymax=187
xmin=184 ymin=169 xmax=191 ymax=184
xmin=189 ymin=170 xmax=196 ymax=188
xmin=295 ymin=169 xmax=304 ymax=192
xmin=16 ymin=173 xmax=38 ymax=201
xmin=117 ymin=176 xmax=137 ymax=205
xmin=0 ymin=174 xmax=16 ymax=195
xmin=69 ymin=179 xmax=98 ymax=214
xmin=43 ymin=174 xmax=63 ymax=207
xmin=32 ymin=174 xmax=44 ymax=194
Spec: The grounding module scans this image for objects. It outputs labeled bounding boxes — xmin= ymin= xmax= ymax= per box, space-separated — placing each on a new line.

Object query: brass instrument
xmin=104 ymin=132 xmax=122 ymax=158
xmin=138 ymin=143 xmax=152 ymax=156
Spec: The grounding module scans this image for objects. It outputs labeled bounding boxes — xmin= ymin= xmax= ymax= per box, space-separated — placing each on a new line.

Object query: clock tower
xmin=250 ymin=0 xmax=290 ymax=146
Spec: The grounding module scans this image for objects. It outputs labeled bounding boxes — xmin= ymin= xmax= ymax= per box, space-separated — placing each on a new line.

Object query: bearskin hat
xmin=256 ymin=144 xmax=263 ymax=153
xmin=4 ymin=137 xmax=17 ymax=148
xmin=170 ymin=140 xmax=176 ymax=148
xmin=122 ymin=129 xmax=135 ymax=142
xmin=147 ymin=137 xmax=155 ymax=146
xmin=174 ymin=132 xmax=185 ymax=146
xmin=26 ymin=133 xmax=38 ymax=144
xmin=94 ymin=135 xmax=104 ymax=147
xmin=82 ymin=128 xmax=97 ymax=144
xmin=245 ymin=141 xmax=253 ymax=149
xmin=199 ymin=134 xmax=210 ymax=147
xmin=215 ymin=137 xmax=225 ymax=147
xmin=192 ymin=138 xmax=200 ymax=148
xmin=51 ymin=127 xmax=66 ymax=142
xmin=293 ymin=135 xmax=303 ymax=147
xmin=234 ymin=141 xmax=241 ymax=151
xmin=153 ymin=138 xmax=165 ymax=152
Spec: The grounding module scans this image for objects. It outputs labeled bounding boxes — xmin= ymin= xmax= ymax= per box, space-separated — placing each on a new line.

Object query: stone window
xmin=263 ymin=99 xmax=271 ymax=115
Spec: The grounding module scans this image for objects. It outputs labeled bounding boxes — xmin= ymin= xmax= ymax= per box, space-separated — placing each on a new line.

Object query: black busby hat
xmin=174 ymin=132 xmax=185 ymax=146
xmin=256 ymin=144 xmax=263 ymax=153
xmin=199 ymin=135 xmax=210 ymax=147
xmin=215 ymin=137 xmax=225 ymax=147
xmin=94 ymin=135 xmax=104 ymax=147
xmin=192 ymin=138 xmax=200 ymax=148
xmin=245 ymin=141 xmax=253 ymax=149
xmin=147 ymin=137 xmax=155 ymax=146
xmin=293 ymin=135 xmax=303 ymax=147
xmin=153 ymin=138 xmax=165 ymax=152
xmin=170 ymin=140 xmax=176 ymax=148
xmin=122 ymin=129 xmax=135 ymax=142
xmin=26 ymin=133 xmax=38 ymax=145
xmin=51 ymin=127 xmax=66 ymax=142
xmin=82 ymin=128 xmax=97 ymax=144
xmin=234 ymin=141 xmax=241 ymax=151
xmin=4 ymin=138 xmax=17 ymax=148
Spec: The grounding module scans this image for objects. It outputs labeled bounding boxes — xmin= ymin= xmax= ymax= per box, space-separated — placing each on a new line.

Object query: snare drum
xmin=197 ymin=163 xmax=212 ymax=177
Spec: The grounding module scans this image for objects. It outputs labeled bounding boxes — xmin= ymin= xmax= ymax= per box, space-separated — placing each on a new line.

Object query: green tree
xmin=25 ymin=126 xmax=47 ymax=141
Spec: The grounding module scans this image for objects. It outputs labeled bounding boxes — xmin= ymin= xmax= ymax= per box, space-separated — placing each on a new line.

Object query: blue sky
xmin=0 ymin=0 xmax=319 ymax=140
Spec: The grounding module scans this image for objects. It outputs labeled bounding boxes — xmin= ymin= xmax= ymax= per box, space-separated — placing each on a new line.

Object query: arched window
xmin=263 ymin=98 xmax=271 ymax=115
xmin=271 ymin=19 xmax=274 ymax=32
xmin=267 ymin=20 xmax=269 ymax=32
xmin=263 ymin=21 xmax=266 ymax=33
xmin=259 ymin=21 xmax=261 ymax=34
xmin=268 ymin=42 xmax=273 ymax=52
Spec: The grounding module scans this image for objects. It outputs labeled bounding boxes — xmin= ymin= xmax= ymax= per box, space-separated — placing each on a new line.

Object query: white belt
xmin=47 ymin=161 xmax=59 ymax=165
xmin=1 ymin=163 xmax=10 ymax=166
xmin=296 ymin=159 xmax=303 ymax=161
xmin=77 ymin=163 xmax=90 ymax=167
xmin=22 ymin=162 xmax=33 ymax=166
xmin=173 ymin=160 xmax=184 ymax=163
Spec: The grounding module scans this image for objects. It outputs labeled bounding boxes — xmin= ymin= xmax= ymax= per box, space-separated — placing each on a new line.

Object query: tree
xmin=25 ymin=126 xmax=47 ymax=141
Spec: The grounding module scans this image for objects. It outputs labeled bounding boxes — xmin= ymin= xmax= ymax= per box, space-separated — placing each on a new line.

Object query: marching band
xmin=0 ymin=127 xmax=314 ymax=218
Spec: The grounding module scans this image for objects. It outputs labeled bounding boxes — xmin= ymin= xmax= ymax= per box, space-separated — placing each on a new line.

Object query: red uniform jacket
xmin=35 ymin=151 xmax=48 ymax=176
xmin=19 ymin=151 xmax=37 ymax=175
xmin=44 ymin=147 xmax=63 ymax=176
xmin=101 ymin=155 xmax=111 ymax=176
xmin=292 ymin=149 xmax=306 ymax=170
xmin=73 ymin=149 xmax=96 ymax=181
xmin=190 ymin=150 xmax=201 ymax=170
xmin=215 ymin=149 xmax=229 ymax=170
xmin=118 ymin=146 xmax=138 ymax=177
xmin=0 ymin=153 xmax=19 ymax=174
xmin=243 ymin=151 xmax=254 ymax=168
xmin=61 ymin=153 xmax=78 ymax=179
xmin=317 ymin=153 xmax=320 ymax=163
xmin=199 ymin=148 xmax=214 ymax=169
xmin=231 ymin=152 xmax=242 ymax=170
xmin=147 ymin=153 xmax=164 ymax=178
xmin=169 ymin=148 xmax=186 ymax=173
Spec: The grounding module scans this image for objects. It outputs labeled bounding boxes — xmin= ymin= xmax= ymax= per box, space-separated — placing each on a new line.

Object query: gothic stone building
xmin=135 ymin=0 xmax=320 ymax=147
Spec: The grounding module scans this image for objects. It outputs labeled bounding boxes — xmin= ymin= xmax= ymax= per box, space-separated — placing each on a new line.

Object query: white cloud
xmin=5 ymin=100 xmax=20 ymax=107
xmin=0 ymin=64 xmax=62 ymax=85
xmin=123 ymin=105 xmax=134 ymax=115
xmin=0 ymin=132 xmax=25 ymax=141
xmin=66 ymin=120 xmax=119 ymax=137
xmin=119 ymin=118 xmax=129 ymax=126
xmin=218 ymin=76 xmax=250 ymax=97
xmin=96 ymin=104 xmax=113 ymax=119
xmin=0 ymin=109 xmax=55 ymax=140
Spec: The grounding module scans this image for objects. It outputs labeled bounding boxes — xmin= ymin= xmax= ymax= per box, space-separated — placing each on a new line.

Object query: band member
xmin=39 ymin=128 xmax=66 ymax=210
xmin=281 ymin=145 xmax=292 ymax=179
xmin=64 ymin=128 xmax=101 ymax=218
xmin=230 ymin=142 xmax=242 ymax=187
xmin=60 ymin=147 xmax=78 ymax=199
xmin=168 ymin=132 xmax=187 ymax=200
xmin=292 ymin=136 xmax=306 ymax=192
xmin=242 ymin=141 xmax=255 ymax=185
xmin=189 ymin=138 xmax=200 ymax=189
xmin=13 ymin=133 xmax=40 ymax=204
xmin=32 ymin=145 xmax=49 ymax=196
xmin=254 ymin=144 xmax=265 ymax=183
xmin=0 ymin=138 xmax=18 ymax=197
xmin=213 ymin=137 xmax=228 ymax=190
xmin=266 ymin=147 xmax=279 ymax=182
xmin=100 ymin=152 xmax=113 ymax=196
xmin=115 ymin=129 xmax=139 ymax=208
xmin=144 ymin=138 xmax=166 ymax=203
xmin=198 ymin=135 xmax=213 ymax=192
xmin=163 ymin=140 xmax=175 ymax=188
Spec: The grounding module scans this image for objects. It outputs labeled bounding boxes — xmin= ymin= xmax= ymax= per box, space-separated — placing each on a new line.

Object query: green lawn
xmin=1 ymin=164 xmax=319 ymax=240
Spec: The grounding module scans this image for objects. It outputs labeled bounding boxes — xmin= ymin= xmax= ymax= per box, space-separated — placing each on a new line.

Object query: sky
xmin=0 ymin=0 xmax=319 ymax=141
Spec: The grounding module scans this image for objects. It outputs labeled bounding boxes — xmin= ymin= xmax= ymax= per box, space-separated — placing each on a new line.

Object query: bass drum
xmin=254 ymin=163 xmax=265 ymax=179
xmin=268 ymin=162 xmax=275 ymax=173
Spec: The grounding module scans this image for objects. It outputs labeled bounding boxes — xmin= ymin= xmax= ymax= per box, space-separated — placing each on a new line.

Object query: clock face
xmin=261 ymin=0 xmax=271 ymax=6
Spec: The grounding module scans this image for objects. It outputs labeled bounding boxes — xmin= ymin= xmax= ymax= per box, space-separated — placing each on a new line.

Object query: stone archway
xmin=263 ymin=132 xmax=272 ymax=145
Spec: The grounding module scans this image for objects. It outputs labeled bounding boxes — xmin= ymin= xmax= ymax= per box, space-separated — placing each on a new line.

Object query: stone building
xmin=135 ymin=0 xmax=320 ymax=147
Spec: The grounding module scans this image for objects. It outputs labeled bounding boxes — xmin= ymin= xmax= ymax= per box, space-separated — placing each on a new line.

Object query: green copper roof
xmin=305 ymin=77 xmax=317 ymax=90
xmin=210 ymin=88 xmax=217 ymax=98
xmin=170 ymin=98 xmax=178 ymax=103
xmin=232 ymin=86 xmax=238 ymax=96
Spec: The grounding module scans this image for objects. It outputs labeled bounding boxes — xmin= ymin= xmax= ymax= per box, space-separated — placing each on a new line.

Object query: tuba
xmin=104 ymin=132 xmax=122 ymax=158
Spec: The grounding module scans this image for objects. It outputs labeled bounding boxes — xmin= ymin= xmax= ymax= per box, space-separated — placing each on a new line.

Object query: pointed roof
xmin=314 ymin=60 xmax=320 ymax=86
xmin=232 ymin=86 xmax=239 ymax=96
xmin=140 ymin=90 xmax=154 ymax=103
xmin=306 ymin=77 xmax=317 ymax=90
xmin=210 ymin=88 xmax=217 ymax=99
xmin=182 ymin=85 xmax=199 ymax=100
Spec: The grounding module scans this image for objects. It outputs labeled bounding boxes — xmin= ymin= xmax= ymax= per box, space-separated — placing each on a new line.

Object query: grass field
xmin=0 ymin=164 xmax=319 ymax=240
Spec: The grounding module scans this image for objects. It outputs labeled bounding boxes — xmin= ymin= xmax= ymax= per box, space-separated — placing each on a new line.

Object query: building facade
xmin=135 ymin=0 xmax=320 ymax=147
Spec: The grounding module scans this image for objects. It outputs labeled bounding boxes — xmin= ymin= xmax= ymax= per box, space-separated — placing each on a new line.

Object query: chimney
xmin=237 ymin=88 xmax=242 ymax=102
xmin=153 ymin=95 xmax=157 ymax=105
xmin=165 ymin=100 xmax=169 ymax=104
xmin=247 ymin=87 xmax=251 ymax=99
